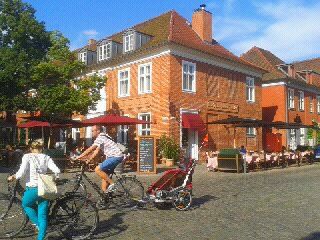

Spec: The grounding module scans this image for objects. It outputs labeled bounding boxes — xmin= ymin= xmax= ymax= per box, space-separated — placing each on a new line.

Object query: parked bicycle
xmin=72 ymin=155 xmax=144 ymax=210
xmin=0 ymin=178 xmax=98 ymax=240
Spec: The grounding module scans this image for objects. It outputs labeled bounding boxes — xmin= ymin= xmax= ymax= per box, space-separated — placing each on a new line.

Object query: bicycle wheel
xmin=173 ymin=190 xmax=192 ymax=211
xmin=56 ymin=195 xmax=99 ymax=240
xmin=112 ymin=176 xmax=144 ymax=209
xmin=0 ymin=196 xmax=27 ymax=238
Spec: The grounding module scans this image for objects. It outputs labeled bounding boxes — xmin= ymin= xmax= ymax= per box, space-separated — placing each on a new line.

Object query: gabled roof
xmin=241 ymin=47 xmax=320 ymax=90
xmin=292 ymin=58 xmax=320 ymax=74
xmin=241 ymin=47 xmax=286 ymax=81
xmin=82 ymin=11 xmax=264 ymax=73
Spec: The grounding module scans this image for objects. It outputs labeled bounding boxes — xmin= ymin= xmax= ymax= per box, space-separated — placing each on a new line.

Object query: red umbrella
xmin=81 ymin=115 xmax=149 ymax=126
xmin=18 ymin=121 xmax=50 ymax=128
xmin=17 ymin=121 xmax=72 ymax=128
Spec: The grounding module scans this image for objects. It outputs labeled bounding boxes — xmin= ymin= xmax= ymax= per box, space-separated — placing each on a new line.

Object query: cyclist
xmin=77 ymin=125 xmax=123 ymax=193
xmin=7 ymin=139 xmax=60 ymax=240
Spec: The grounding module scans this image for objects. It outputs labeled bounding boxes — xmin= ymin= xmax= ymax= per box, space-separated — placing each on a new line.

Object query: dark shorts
xmin=99 ymin=156 xmax=123 ymax=173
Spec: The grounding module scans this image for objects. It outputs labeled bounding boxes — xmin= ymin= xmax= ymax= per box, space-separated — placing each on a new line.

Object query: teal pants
xmin=22 ymin=187 xmax=49 ymax=240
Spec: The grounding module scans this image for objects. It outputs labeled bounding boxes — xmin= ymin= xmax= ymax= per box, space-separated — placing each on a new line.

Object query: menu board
xmin=138 ymin=136 xmax=156 ymax=174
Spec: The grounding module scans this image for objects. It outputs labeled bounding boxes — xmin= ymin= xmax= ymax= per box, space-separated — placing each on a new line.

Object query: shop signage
xmin=207 ymin=101 xmax=239 ymax=113
xmin=138 ymin=136 xmax=156 ymax=174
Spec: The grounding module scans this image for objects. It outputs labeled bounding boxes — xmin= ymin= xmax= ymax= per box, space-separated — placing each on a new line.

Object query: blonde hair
xmin=30 ymin=139 xmax=44 ymax=153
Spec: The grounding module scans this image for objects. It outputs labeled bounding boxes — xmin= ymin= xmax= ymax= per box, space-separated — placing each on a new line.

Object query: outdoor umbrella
xmin=22 ymin=116 xmax=83 ymax=127
xmin=81 ymin=114 xmax=149 ymax=126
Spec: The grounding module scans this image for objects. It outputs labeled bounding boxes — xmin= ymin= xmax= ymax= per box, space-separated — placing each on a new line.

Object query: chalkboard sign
xmin=138 ymin=136 xmax=156 ymax=174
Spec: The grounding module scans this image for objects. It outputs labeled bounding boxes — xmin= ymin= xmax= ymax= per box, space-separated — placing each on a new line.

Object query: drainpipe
xmin=285 ymin=80 xmax=289 ymax=149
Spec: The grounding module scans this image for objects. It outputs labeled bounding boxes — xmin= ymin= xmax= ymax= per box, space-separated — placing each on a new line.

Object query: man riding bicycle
xmin=77 ymin=125 xmax=123 ymax=193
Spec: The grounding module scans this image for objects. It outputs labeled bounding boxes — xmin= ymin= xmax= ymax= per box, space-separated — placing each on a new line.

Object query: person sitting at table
xmin=206 ymin=151 xmax=218 ymax=172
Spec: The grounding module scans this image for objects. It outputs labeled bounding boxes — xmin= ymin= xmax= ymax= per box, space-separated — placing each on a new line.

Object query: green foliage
xmin=31 ymin=31 xmax=105 ymax=117
xmin=307 ymin=128 xmax=313 ymax=140
xmin=0 ymin=0 xmax=51 ymax=111
xmin=159 ymin=134 xmax=180 ymax=161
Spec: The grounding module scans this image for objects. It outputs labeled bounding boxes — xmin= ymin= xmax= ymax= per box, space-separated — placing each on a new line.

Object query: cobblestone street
xmin=2 ymin=163 xmax=320 ymax=240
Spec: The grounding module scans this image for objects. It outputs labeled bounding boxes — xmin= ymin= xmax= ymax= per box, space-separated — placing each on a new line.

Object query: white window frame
xmin=298 ymin=91 xmax=304 ymax=111
xmin=98 ymin=43 xmax=111 ymax=61
xmin=124 ymin=33 xmax=134 ymax=52
xmin=138 ymin=63 xmax=152 ymax=94
xmin=117 ymin=114 xmax=129 ymax=145
xmin=310 ymin=96 xmax=314 ymax=113
xmin=317 ymin=96 xmax=320 ymax=114
xmin=300 ymin=128 xmax=306 ymax=146
xmin=79 ymin=52 xmax=87 ymax=63
xmin=182 ymin=60 xmax=196 ymax=93
xmin=138 ymin=112 xmax=151 ymax=136
xmin=288 ymin=88 xmax=295 ymax=109
xmin=246 ymin=127 xmax=256 ymax=136
xmin=118 ymin=68 xmax=130 ymax=97
xmin=246 ymin=77 xmax=255 ymax=102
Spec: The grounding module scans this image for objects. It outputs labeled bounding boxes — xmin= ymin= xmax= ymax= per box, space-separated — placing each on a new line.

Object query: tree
xmin=0 ymin=0 xmax=51 ymax=111
xmin=31 ymin=31 xmax=105 ymax=118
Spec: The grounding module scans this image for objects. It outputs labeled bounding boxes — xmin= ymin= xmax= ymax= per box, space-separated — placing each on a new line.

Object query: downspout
xmin=284 ymin=80 xmax=289 ymax=149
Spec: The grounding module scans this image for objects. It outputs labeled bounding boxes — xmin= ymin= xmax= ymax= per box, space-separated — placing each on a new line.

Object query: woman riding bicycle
xmin=7 ymin=139 xmax=60 ymax=240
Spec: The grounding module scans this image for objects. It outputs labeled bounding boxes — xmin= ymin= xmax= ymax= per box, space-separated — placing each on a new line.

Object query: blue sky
xmin=25 ymin=0 xmax=320 ymax=62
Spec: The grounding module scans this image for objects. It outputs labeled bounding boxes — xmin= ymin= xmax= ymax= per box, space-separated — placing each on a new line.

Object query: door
xmin=188 ymin=129 xmax=198 ymax=160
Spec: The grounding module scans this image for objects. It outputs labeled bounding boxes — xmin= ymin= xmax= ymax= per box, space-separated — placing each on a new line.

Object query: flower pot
xmin=166 ymin=158 xmax=174 ymax=167
xmin=161 ymin=158 xmax=167 ymax=164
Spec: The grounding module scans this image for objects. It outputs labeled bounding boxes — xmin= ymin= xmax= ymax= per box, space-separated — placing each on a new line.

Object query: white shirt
xmin=15 ymin=153 xmax=61 ymax=187
xmin=93 ymin=133 xmax=123 ymax=158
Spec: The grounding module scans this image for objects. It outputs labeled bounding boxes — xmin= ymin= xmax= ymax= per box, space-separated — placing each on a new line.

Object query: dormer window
xmin=79 ymin=52 xmax=87 ymax=63
xmin=124 ymin=34 xmax=134 ymax=52
xmin=123 ymin=29 xmax=151 ymax=53
xmin=98 ymin=43 xmax=111 ymax=61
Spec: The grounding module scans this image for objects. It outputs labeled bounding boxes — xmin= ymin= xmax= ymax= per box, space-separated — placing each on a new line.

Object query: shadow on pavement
xmin=301 ymin=232 xmax=320 ymax=240
xmin=0 ymin=167 xmax=10 ymax=173
xmin=93 ymin=212 xmax=128 ymax=239
xmin=192 ymin=194 xmax=219 ymax=209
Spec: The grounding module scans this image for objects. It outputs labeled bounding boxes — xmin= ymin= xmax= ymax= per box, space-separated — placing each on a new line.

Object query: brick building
xmin=242 ymin=47 xmax=320 ymax=150
xmin=77 ymin=5 xmax=265 ymax=159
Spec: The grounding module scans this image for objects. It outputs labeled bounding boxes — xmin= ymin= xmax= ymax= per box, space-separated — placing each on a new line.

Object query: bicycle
xmin=0 ymin=178 xmax=99 ymax=240
xmin=72 ymin=154 xmax=144 ymax=210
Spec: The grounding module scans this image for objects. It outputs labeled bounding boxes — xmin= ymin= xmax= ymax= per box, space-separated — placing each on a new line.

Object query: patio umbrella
xmin=81 ymin=114 xmax=149 ymax=126
xmin=22 ymin=116 xmax=82 ymax=127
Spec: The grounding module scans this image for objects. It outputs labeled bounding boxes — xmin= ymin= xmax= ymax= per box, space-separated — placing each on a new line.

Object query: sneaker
xmin=106 ymin=183 xmax=115 ymax=193
xmin=96 ymin=198 xmax=108 ymax=210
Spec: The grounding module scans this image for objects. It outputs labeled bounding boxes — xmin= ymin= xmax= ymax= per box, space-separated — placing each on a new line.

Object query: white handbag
xmin=33 ymin=156 xmax=58 ymax=200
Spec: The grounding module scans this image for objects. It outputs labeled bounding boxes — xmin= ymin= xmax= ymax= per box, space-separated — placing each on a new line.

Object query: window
xmin=138 ymin=113 xmax=151 ymax=136
xmin=298 ymin=91 xmax=304 ymax=111
xmin=182 ymin=61 xmax=196 ymax=92
xmin=124 ymin=33 xmax=134 ymax=52
xmin=288 ymin=88 xmax=295 ymax=109
xmin=117 ymin=114 xmax=129 ymax=145
xmin=300 ymin=128 xmax=305 ymax=146
xmin=72 ymin=128 xmax=80 ymax=141
xmin=246 ymin=127 xmax=256 ymax=136
xmin=79 ymin=52 xmax=86 ymax=63
xmin=246 ymin=77 xmax=255 ymax=102
xmin=310 ymin=96 xmax=314 ymax=113
xmin=317 ymin=96 xmax=320 ymax=114
xmin=98 ymin=43 xmax=111 ymax=61
xmin=138 ymin=63 xmax=152 ymax=94
xmin=118 ymin=68 xmax=130 ymax=97
xmin=289 ymin=129 xmax=296 ymax=150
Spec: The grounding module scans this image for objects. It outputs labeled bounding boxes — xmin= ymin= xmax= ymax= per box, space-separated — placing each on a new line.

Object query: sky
xmin=25 ymin=0 xmax=320 ymax=63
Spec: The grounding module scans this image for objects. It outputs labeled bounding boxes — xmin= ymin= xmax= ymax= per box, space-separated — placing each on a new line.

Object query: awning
xmin=182 ymin=113 xmax=205 ymax=130
xmin=18 ymin=121 xmax=72 ymax=128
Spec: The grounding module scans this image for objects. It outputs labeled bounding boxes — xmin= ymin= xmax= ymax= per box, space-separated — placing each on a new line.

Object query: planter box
xmin=165 ymin=159 xmax=174 ymax=167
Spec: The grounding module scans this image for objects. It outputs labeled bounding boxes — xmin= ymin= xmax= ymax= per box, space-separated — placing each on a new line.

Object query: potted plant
xmin=159 ymin=135 xmax=180 ymax=167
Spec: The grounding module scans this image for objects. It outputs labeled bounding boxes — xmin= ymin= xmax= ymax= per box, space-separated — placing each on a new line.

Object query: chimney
xmin=192 ymin=4 xmax=213 ymax=43
xmin=288 ymin=65 xmax=296 ymax=78
xmin=88 ymin=39 xmax=97 ymax=46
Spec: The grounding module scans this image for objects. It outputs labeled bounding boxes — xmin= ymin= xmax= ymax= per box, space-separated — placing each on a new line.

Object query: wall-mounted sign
xmin=207 ymin=101 xmax=239 ymax=113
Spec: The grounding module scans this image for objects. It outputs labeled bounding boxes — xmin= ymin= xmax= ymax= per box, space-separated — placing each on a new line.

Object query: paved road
xmin=1 ymin=163 xmax=320 ymax=240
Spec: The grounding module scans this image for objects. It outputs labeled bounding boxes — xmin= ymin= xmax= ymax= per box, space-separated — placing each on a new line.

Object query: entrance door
xmin=188 ymin=130 xmax=198 ymax=160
